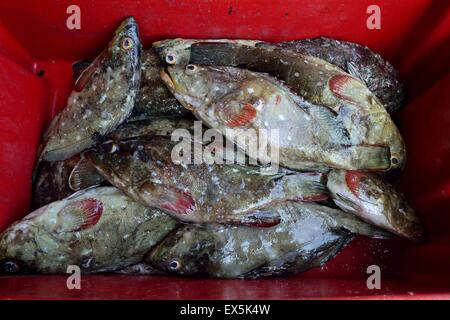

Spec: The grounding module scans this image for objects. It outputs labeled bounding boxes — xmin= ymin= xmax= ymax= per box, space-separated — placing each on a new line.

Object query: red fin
xmin=345 ymin=171 xmax=366 ymax=197
xmin=225 ymin=103 xmax=257 ymax=127
xmin=74 ymin=49 xmax=106 ymax=92
xmin=275 ymin=95 xmax=282 ymax=105
xmin=59 ymin=199 xmax=103 ymax=232
xmin=329 ymin=74 xmax=364 ymax=105
xmin=74 ymin=64 xmax=96 ymax=92
xmin=160 ymin=191 xmax=196 ymax=215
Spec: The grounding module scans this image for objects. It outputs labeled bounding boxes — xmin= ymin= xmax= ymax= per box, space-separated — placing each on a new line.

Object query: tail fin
xmin=281 ymin=172 xmax=329 ymax=202
xmin=190 ymin=42 xmax=244 ymax=66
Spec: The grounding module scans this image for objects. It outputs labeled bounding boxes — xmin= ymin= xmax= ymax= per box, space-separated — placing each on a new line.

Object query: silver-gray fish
xmin=160 ymin=64 xmax=391 ymax=171
xmin=146 ymin=201 xmax=389 ymax=278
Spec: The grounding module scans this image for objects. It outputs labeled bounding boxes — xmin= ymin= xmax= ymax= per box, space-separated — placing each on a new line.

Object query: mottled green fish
xmin=160 ymin=64 xmax=391 ymax=171
xmin=38 ymin=17 xmax=141 ymax=161
xmin=86 ymin=136 xmax=329 ymax=226
xmin=0 ymin=187 xmax=179 ymax=274
xmin=146 ymin=201 xmax=389 ymax=278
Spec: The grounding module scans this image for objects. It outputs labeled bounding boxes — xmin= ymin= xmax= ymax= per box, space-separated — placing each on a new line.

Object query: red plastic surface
xmin=0 ymin=0 xmax=449 ymax=300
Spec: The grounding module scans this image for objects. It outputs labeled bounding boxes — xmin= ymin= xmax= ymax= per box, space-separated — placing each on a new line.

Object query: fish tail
xmin=282 ymin=173 xmax=329 ymax=202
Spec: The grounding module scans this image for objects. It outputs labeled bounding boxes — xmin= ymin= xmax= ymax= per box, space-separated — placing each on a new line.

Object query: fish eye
xmin=2 ymin=260 xmax=20 ymax=273
xmin=186 ymin=64 xmax=197 ymax=74
xmin=391 ymin=157 xmax=399 ymax=165
xmin=165 ymin=53 xmax=176 ymax=65
xmin=169 ymin=260 xmax=181 ymax=271
xmin=121 ymin=37 xmax=134 ymax=51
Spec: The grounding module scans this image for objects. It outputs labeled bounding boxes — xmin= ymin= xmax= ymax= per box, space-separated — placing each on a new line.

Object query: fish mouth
xmin=159 ymin=68 xmax=175 ymax=91
xmin=160 ymin=68 xmax=197 ymax=112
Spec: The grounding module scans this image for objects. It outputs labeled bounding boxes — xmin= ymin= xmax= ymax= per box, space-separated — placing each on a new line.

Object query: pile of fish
xmin=0 ymin=18 xmax=424 ymax=278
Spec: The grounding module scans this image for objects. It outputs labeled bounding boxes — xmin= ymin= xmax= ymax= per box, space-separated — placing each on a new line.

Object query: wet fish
xmin=155 ymin=39 xmax=405 ymax=169
xmin=38 ymin=17 xmax=141 ymax=161
xmin=0 ymin=187 xmax=179 ymax=274
xmin=327 ymin=169 xmax=424 ymax=241
xmin=276 ymin=37 xmax=405 ymax=113
xmin=32 ymin=154 xmax=105 ymax=209
xmin=85 ymin=135 xmax=329 ymax=226
xmin=160 ymin=64 xmax=391 ymax=171
xmin=72 ymin=49 xmax=190 ymax=120
xmin=146 ymin=201 xmax=389 ymax=278
xmin=33 ymin=117 xmax=195 ymax=208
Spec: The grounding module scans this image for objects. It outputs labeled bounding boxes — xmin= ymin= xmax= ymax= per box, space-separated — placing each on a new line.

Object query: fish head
xmin=159 ymin=64 xmax=212 ymax=112
xmin=146 ymin=226 xmax=215 ymax=276
xmin=160 ymin=64 xmax=242 ymax=115
xmin=0 ymin=220 xmax=41 ymax=274
xmin=107 ymin=17 xmax=141 ymax=71
xmin=328 ymin=169 xmax=424 ymax=241
xmin=153 ymin=38 xmax=195 ymax=66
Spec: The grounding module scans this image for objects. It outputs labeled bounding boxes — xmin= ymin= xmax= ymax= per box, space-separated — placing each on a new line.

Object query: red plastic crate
xmin=0 ymin=0 xmax=449 ymax=300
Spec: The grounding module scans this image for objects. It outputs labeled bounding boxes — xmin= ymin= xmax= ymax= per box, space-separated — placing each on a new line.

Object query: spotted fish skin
xmin=154 ymin=39 xmax=405 ymax=170
xmin=130 ymin=50 xmax=190 ymax=119
xmin=160 ymin=64 xmax=391 ymax=171
xmin=38 ymin=17 xmax=142 ymax=162
xmin=276 ymin=37 xmax=405 ymax=113
xmin=0 ymin=187 xmax=179 ymax=274
xmin=327 ymin=169 xmax=425 ymax=241
xmin=85 ymin=135 xmax=329 ymax=226
xmin=146 ymin=201 xmax=388 ymax=278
